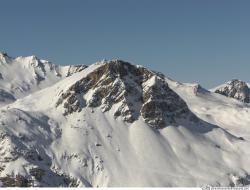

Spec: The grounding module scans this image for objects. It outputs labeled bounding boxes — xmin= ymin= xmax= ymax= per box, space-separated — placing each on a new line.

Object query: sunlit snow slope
xmin=0 ymin=56 xmax=249 ymax=187
xmin=0 ymin=52 xmax=87 ymax=106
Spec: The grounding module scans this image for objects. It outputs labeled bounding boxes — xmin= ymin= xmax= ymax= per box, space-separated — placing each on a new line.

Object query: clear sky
xmin=0 ymin=0 xmax=249 ymax=88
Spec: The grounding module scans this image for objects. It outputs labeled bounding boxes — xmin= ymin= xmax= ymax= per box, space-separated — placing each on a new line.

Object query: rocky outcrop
xmin=214 ymin=79 xmax=250 ymax=103
xmin=56 ymin=60 xmax=199 ymax=129
xmin=141 ymin=77 xmax=193 ymax=128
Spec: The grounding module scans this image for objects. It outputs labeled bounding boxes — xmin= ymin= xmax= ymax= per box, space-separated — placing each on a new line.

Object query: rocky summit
xmin=56 ymin=60 xmax=199 ymax=129
xmin=213 ymin=79 xmax=250 ymax=103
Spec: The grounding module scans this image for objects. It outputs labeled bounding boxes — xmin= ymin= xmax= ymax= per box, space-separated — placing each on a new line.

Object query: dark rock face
xmin=56 ymin=60 xmax=199 ymax=129
xmin=214 ymin=80 xmax=250 ymax=103
xmin=56 ymin=60 xmax=153 ymax=119
xmin=141 ymin=77 xmax=192 ymax=128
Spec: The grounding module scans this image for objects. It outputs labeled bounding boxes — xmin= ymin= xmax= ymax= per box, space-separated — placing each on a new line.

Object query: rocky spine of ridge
xmin=1 ymin=52 xmax=88 ymax=81
xmin=56 ymin=60 xmax=199 ymax=129
xmin=214 ymin=79 xmax=250 ymax=103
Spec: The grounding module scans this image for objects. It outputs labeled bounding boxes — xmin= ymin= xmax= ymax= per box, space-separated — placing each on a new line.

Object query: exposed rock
xmin=56 ymin=60 xmax=199 ymax=129
xmin=95 ymin=143 xmax=102 ymax=147
xmin=214 ymin=79 xmax=250 ymax=103
xmin=0 ymin=52 xmax=11 ymax=63
xmin=141 ymin=77 xmax=194 ymax=128
xmin=62 ymin=174 xmax=79 ymax=187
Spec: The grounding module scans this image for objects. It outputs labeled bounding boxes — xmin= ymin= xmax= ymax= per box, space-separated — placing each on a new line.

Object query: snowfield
xmin=0 ymin=53 xmax=249 ymax=187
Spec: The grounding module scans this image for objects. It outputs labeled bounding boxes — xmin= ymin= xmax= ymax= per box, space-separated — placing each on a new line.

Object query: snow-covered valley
xmin=0 ymin=52 xmax=249 ymax=187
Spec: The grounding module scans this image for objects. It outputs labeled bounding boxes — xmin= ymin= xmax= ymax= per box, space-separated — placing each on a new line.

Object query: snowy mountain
xmin=212 ymin=79 xmax=250 ymax=103
xmin=0 ymin=56 xmax=250 ymax=187
xmin=0 ymin=52 xmax=87 ymax=106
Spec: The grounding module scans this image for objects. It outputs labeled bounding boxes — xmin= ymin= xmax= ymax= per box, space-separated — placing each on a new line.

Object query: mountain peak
xmin=26 ymin=55 xmax=39 ymax=62
xmin=227 ymin=79 xmax=245 ymax=84
xmin=0 ymin=53 xmax=89 ymax=104
xmin=0 ymin=52 xmax=11 ymax=63
xmin=56 ymin=60 xmax=199 ymax=128
xmin=214 ymin=79 xmax=250 ymax=103
xmin=0 ymin=51 xmax=8 ymax=57
xmin=15 ymin=55 xmax=41 ymax=64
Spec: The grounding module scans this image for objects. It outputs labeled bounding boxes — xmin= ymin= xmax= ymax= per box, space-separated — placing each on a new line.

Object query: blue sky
xmin=0 ymin=0 xmax=249 ymax=88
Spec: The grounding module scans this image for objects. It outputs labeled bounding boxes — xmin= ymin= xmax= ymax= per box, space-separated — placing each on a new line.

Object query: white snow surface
xmin=0 ymin=56 xmax=249 ymax=187
xmin=0 ymin=53 xmax=87 ymax=105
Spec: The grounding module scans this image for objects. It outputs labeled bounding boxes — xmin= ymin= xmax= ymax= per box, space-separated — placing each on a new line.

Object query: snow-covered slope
xmin=0 ymin=58 xmax=249 ymax=187
xmin=212 ymin=79 xmax=250 ymax=103
xmin=0 ymin=52 xmax=87 ymax=106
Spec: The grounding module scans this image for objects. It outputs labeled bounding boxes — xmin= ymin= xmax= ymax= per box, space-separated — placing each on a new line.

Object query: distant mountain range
xmin=0 ymin=52 xmax=249 ymax=187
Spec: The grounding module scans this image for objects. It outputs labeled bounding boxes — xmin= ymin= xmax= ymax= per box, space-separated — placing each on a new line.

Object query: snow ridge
xmin=0 ymin=53 xmax=87 ymax=106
